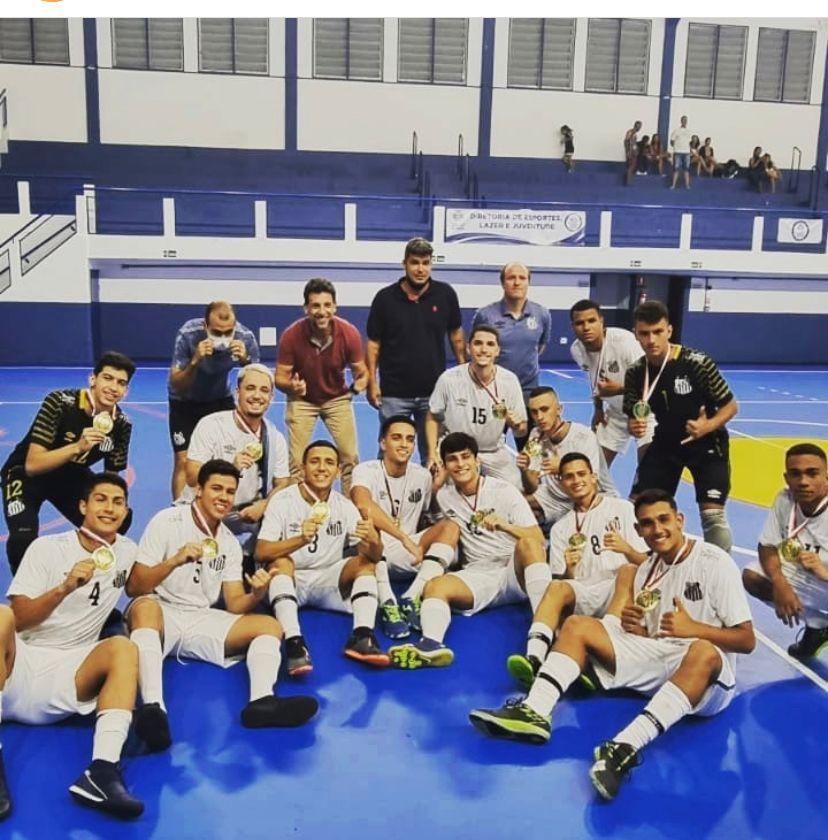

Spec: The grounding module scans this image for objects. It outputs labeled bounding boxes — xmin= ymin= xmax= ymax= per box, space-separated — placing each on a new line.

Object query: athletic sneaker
xmin=68 ymin=760 xmax=144 ymax=819
xmin=506 ymin=654 xmax=541 ymax=690
xmin=134 ymin=702 xmax=172 ymax=752
xmin=0 ymin=748 xmax=11 ymax=820
xmin=285 ymin=635 xmax=313 ymax=677
xmin=399 ymin=596 xmax=422 ymax=633
xmin=468 ymin=698 xmax=551 ymax=744
xmin=241 ymin=695 xmax=319 ymax=728
xmin=788 ymin=625 xmax=828 ymax=660
xmin=379 ymin=600 xmax=410 ymax=640
xmin=589 ymin=740 xmax=641 ymax=800
xmin=389 ymin=637 xmax=454 ymax=669
xmin=343 ymin=628 xmax=391 ymax=667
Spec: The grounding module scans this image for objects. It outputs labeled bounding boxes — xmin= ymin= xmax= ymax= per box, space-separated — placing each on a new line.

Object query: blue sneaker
xmin=399 ymin=596 xmax=422 ymax=633
xmin=389 ymin=637 xmax=454 ymax=669
xmin=69 ymin=760 xmax=144 ymax=819
xmin=379 ymin=600 xmax=410 ymax=639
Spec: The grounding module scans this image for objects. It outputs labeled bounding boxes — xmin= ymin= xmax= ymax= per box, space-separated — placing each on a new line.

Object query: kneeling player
xmin=255 ymin=441 xmax=390 ymax=675
xmin=470 ymin=489 xmax=755 ymax=801
xmin=508 ymin=452 xmax=648 ymax=688
xmin=389 ymin=432 xmax=548 ymax=669
xmin=1 ymin=473 xmax=143 ymax=819
xmin=127 ymin=459 xmax=317 ymax=750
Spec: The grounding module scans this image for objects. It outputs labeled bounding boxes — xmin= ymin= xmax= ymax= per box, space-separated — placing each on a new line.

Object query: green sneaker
xmin=399 ymin=596 xmax=422 ymax=633
xmin=589 ymin=740 xmax=641 ymax=800
xmin=389 ymin=638 xmax=454 ymax=669
xmin=468 ymin=698 xmax=551 ymax=744
xmin=379 ymin=600 xmax=410 ymax=639
xmin=506 ymin=654 xmax=541 ymax=690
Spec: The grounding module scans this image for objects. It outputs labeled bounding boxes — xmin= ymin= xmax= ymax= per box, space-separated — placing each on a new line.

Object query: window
xmin=313 ymin=18 xmax=383 ymax=81
xmin=112 ymin=19 xmax=184 ymax=71
xmin=508 ymin=19 xmax=576 ymax=90
xmin=0 ymin=18 xmax=69 ymax=65
xmin=398 ymin=18 xmax=468 ymax=85
xmin=198 ymin=19 xmax=268 ymax=75
xmin=684 ymin=23 xmax=746 ymax=100
xmin=585 ymin=19 xmax=650 ymax=94
xmin=754 ymin=28 xmax=815 ymax=103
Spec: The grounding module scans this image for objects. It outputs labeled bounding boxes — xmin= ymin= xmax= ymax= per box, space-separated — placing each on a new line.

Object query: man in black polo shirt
xmin=1 ymin=351 xmax=136 ymax=573
xmin=623 ymin=301 xmax=738 ymax=552
xmin=365 ymin=238 xmax=465 ymax=463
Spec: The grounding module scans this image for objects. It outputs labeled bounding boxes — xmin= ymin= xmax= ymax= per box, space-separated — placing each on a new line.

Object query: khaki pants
xmin=285 ymin=395 xmax=359 ymax=493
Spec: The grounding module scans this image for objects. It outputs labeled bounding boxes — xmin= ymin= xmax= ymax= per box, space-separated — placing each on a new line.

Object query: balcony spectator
xmin=636 ymin=136 xmax=653 ymax=175
xmin=560 ymin=125 xmax=575 ymax=173
xmin=649 ymin=133 xmax=670 ymax=176
xmin=624 ymin=121 xmax=642 ymax=185
xmin=747 ymin=147 xmax=764 ymax=191
xmin=696 ymin=137 xmax=717 ymax=176
xmin=761 ymin=154 xmax=781 ymax=194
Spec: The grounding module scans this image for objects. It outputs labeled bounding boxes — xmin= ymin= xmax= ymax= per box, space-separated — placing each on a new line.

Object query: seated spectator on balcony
xmin=748 ymin=147 xmax=764 ymax=190
xmin=649 ymin=133 xmax=670 ymax=176
xmin=696 ymin=138 xmax=717 ymax=176
xmin=560 ymin=126 xmax=575 ymax=173
xmin=624 ymin=121 xmax=642 ymax=186
xmin=760 ymin=154 xmax=781 ymax=194
xmin=636 ymin=136 xmax=653 ymax=175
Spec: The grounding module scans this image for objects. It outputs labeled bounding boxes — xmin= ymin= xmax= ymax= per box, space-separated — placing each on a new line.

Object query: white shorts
xmin=533 ymin=486 xmax=572 ymax=525
xmin=591 ymin=614 xmax=735 ymax=715
xmin=565 ymin=577 xmax=616 ymax=617
xmin=158 ymin=602 xmax=243 ymax=669
xmin=596 ymin=406 xmax=654 ymax=454
xmin=451 ymin=558 xmax=527 ymax=615
xmin=294 ymin=560 xmax=351 ymax=613
xmin=383 ymin=529 xmax=430 ymax=578
xmin=4 ymin=639 xmax=98 ymax=724
xmin=479 ymin=448 xmax=522 ymax=489
xmin=746 ymin=560 xmax=828 ymax=627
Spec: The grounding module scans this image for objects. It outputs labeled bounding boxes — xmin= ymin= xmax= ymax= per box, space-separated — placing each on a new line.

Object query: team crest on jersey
xmin=684 ymin=581 xmax=703 ymax=602
xmin=526 ymin=316 xmax=538 ymax=330
xmin=99 ymin=437 xmax=114 ymax=453
xmin=607 ymin=361 xmax=620 ymax=373
xmin=112 ymin=570 xmax=127 ymax=588
xmin=604 ymin=517 xmax=622 ymax=533
xmin=7 ymin=500 xmax=25 ymax=516
xmin=674 ymin=377 xmax=692 ymax=395
xmin=408 ymin=488 xmax=423 ymax=503
xmin=326 ymin=521 xmax=343 ymax=537
xmin=209 ymin=556 xmax=226 ymax=572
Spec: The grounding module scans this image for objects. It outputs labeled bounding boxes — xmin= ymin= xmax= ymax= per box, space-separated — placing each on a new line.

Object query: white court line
xmin=721 ymin=370 xmax=828 ymax=374
xmin=731 ymin=419 xmax=828 ymax=428
xmin=541 ymin=368 xmax=575 ymax=380
xmin=729 ymin=428 xmax=787 ymax=449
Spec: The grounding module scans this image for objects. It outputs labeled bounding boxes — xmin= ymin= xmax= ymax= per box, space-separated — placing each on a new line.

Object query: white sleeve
xmin=351 ymin=462 xmax=373 ymax=492
xmin=222 ymin=540 xmax=244 ymax=582
xmin=505 ymin=485 xmax=538 ymax=528
xmin=7 ymin=539 xmax=53 ymax=598
xmin=422 ymin=473 xmax=433 ymax=512
xmin=428 ymin=373 xmax=449 ymax=416
xmin=548 ymin=522 xmax=567 ymax=576
xmin=622 ymin=332 xmax=645 ymax=367
xmin=259 ymin=494 xmax=289 ymax=542
xmin=620 ymin=505 xmax=649 ymax=553
xmin=506 ymin=376 xmax=527 ymax=423
xmin=135 ymin=513 xmax=172 ymax=569
xmin=270 ymin=431 xmax=290 ymax=481
xmin=710 ymin=555 xmax=754 ymax=627
xmin=344 ymin=498 xmax=363 ymax=548
xmin=759 ymin=497 xmax=785 ymax=547
xmin=186 ymin=417 xmax=215 ymax=465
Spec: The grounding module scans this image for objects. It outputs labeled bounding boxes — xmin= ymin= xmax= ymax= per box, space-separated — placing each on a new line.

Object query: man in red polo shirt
xmin=275 ymin=279 xmax=367 ymax=493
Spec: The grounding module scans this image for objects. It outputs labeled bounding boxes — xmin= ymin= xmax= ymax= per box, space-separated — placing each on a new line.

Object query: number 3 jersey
xmin=7 ymin=529 xmax=137 ymax=649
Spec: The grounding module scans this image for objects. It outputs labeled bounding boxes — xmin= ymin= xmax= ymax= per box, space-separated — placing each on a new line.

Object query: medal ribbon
xmin=381 ymin=462 xmax=408 ymax=522
xmin=300 ymin=482 xmax=327 ymax=509
xmin=191 ymin=501 xmax=218 ymax=538
xmin=574 ymin=494 xmax=601 ymax=535
xmin=234 ymin=410 xmax=262 ymax=440
xmin=641 ymin=344 xmax=672 ymax=405
xmin=641 ymin=538 xmax=693 ymax=592
xmin=787 ymin=495 xmax=828 ymax=540
xmin=458 ymin=476 xmax=483 ymax=517
xmin=469 ymin=366 xmax=501 ymax=408
xmin=78 ymin=526 xmax=115 ymax=550
xmin=85 ymin=389 xmax=116 ymax=420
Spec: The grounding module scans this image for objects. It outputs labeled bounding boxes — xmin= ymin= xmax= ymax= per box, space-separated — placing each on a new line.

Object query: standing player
xmin=507 ymin=452 xmax=648 ymax=688
xmin=255 ymin=441 xmax=389 ymax=675
xmin=569 ymin=299 xmax=654 ymax=467
xmin=1 ymin=473 xmax=143 ymax=819
xmin=351 ymin=415 xmax=459 ymax=638
xmin=743 ymin=443 xmax=828 ymax=660
xmin=470 ymin=489 xmax=755 ymax=802
xmin=426 ymin=326 xmax=527 ymax=487
xmin=624 ymin=300 xmax=738 ymax=552
xmin=127 ymin=459 xmax=318 ymax=750
xmin=2 ymin=351 xmax=135 ymax=574
xmin=388 ymin=433 xmax=548 ymax=669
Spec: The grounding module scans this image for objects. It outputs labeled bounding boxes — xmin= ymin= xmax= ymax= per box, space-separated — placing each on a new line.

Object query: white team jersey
xmin=351 ymin=459 xmax=432 ymax=543
xmin=529 ymin=421 xmax=618 ymax=503
xmin=259 ymin=483 xmax=360 ymax=571
xmin=429 ymin=364 xmax=526 ymax=453
xmin=135 ymin=505 xmax=243 ymax=610
xmin=8 ymin=530 xmax=137 ymax=649
xmin=633 ymin=538 xmax=753 ymax=672
xmin=549 ymin=496 xmax=648 ymax=580
xmin=181 ymin=411 xmax=289 ymax=506
xmin=571 ymin=327 xmax=644 ymax=414
xmin=437 ymin=475 xmax=537 ymax=568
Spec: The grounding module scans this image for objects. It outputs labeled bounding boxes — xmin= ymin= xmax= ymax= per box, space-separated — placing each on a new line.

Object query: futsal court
xmin=0 ymin=364 xmax=826 ymax=839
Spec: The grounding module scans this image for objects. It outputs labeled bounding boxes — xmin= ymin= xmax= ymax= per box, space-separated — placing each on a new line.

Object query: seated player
xmin=126 ymin=459 xmax=318 ymax=749
xmin=255 ymin=441 xmax=390 ymax=675
xmin=507 ymin=452 xmax=648 ymax=688
xmin=389 ymin=432 xmax=548 ymax=669
xmin=2 ymin=351 xmax=136 ymax=573
xmin=518 ymin=387 xmax=617 ymax=525
xmin=351 ymin=415 xmax=459 ymax=638
xmin=1 ymin=473 xmax=143 ymax=819
xmin=743 ymin=442 xmax=828 ymax=660
xmin=470 ymin=489 xmax=755 ymax=802
xmin=426 ymin=326 xmax=527 ymax=487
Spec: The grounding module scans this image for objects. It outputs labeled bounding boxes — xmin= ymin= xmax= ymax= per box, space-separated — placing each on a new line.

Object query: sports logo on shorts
xmin=684 ymin=581 xmax=703 ymax=602
xmin=706 ymin=489 xmax=722 ymax=500
xmin=173 ymin=432 xmax=186 ymax=446
xmin=673 ymin=376 xmax=692 ymax=395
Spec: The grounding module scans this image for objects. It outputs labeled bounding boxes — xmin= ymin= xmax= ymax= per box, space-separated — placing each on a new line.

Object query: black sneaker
xmin=285 ymin=635 xmax=313 ymax=677
xmin=0 ymin=748 xmax=11 ymax=821
xmin=589 ymin=740 xmax=641 ymax=800
xmin=134 ymin=702 xmax=172 ymax=752
xmin=68 ymin=759 xmax=144 ymax=819
xmin=788 ymin=625 xmax=828 ymax=660
xmin=469 ymin=698 xmax=551 ymax=744
xmin=343 ymin=628 xmax=391 ymax=667
xmin=241 ymin=695 xmax=319 ymax=728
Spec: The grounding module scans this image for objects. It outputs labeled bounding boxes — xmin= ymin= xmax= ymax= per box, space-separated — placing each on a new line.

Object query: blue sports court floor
xmin=1 ymin=365 xmax=827 ymax=839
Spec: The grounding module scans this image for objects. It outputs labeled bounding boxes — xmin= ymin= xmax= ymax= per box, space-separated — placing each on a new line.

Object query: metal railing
xmin=410 ymin=131 xmax=418 ymax=178
xmin=456 ymin=134 xmax=464 ymax=176
xmin=788 ymin=145 xmax=802 ymax=193
xmin=19 ymin=215 xmax=77 ymax=275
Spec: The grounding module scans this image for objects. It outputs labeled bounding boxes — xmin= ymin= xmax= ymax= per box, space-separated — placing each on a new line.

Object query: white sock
xmin=524 ymin=563 xmax=552 ymax=613
xmin=351 ymin=575 xmax=379 ymax=630
xmin=247 ymin=635 xmax=282 ymax=702
xmin=92 ymin=708 xmax=132 ymax=763
xmin=420 ymin=597 xmax=451 ymax=643
xmin=130 ymin=628 xmax=165 ymax=710
xmin=403 ymin=541 xmax=453 ymax=599
xmin=526 ymin=622 xmax=555 ymax=662
xmin=614 ymin=680 xmax=693 ymax=752
xmin=525 ymin=651 xmax=581 ymax=718
xmin=375 ymin=559 xmax=396 ymax=605
xmin=268 ymin=575 xmax=302 ymax=639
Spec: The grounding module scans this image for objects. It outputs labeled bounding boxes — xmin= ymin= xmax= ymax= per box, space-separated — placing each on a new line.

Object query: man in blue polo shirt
xmin=472 ymin=263 xmax=552 ymax=448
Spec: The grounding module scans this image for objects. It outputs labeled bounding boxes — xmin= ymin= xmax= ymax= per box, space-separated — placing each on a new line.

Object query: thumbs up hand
xmin=684 ymin=406 xmax=710 ymax=442
xmin=659 ymin=596 xmax=698 ymax=638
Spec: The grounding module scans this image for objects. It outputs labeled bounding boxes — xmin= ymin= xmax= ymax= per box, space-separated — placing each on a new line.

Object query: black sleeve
xmin=622 ymin=364 xmax=641 ymax=418
xmin=446 ymin=286 xmax=462 ymax=332
xmin=105 ymin=418 xmax=132 ymax=472
xmin=28 ymin=391 xmax=65 ymax=450
xmin=366 ymin=291 xmax=385 ymax=342
xmin=689 ymin=352 xmax=733 ymax=409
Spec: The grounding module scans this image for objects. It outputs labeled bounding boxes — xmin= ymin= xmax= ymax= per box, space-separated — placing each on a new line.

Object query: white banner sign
xmin=445 ymin=208 xmax=585 ymax=246
xmin=778 ymin=218 xmax=824 ymax=245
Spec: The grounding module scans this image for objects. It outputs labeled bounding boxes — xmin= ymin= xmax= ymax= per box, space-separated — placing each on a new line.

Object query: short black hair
xmin=633 ymin=300 xmax=670 ymax=326
xmin=469 ymin=324 xmax=500 ymax=344
xmin=303 ymin=278 xmax=337 ymax=305
xmin=94 ymin=351 xmax=136 ymax=382
xmin=440 ymin=432 xmax=478 ymax=462
xmin=379 ymin=414 xmax=417 ymax=440
xmin=404 ymin=237 xmax=433 ymax=260
xmin=82 ymin=471 xmax=129 ymax=502
xmin=197 ymin=459 xmax=241 ymax=486
xmin=786 ymin=443 xmax=827 ymax=465
xmin=303 ymin=440 xmax=340 ymax=464
xmin=569 ymin=299 xmax=602 ymax=321
xmin=559 ymin=452 xmax=593 ymax=473
xmin=528 ymin=386 xmax=558 ymax=401
xmin=633 ymin=488 xmax=677 ymax=515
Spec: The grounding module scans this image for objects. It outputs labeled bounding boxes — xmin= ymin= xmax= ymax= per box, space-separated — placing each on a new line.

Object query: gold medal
xmin=632 ymin=400 xmax=651 ymax=419
xmin=93 ymin=412 xmax=114 ymax=434
xmin=310 ymin=501 xmax=330 ymax=524
xmin=523 ymin=439 xmax=542 ymax=458
xmin=635 ymin=588 xmax=661 ymax=612
xmin=201 ymin=538 xmax=219 ymax=560
xmin=244 ymin=441 xmax=264 ymax=461
xmin=778 ymin=537 xmax=803 ymax=564
xmin=492 ymin=401 xmax=508 ymax=420
xmin=92 ymin=545 xmax=116 ymax=572
xmin=469 ymin=510 xmax=487 ymax=528
xmin=568 ymin=533 xmax=588 ymax=549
